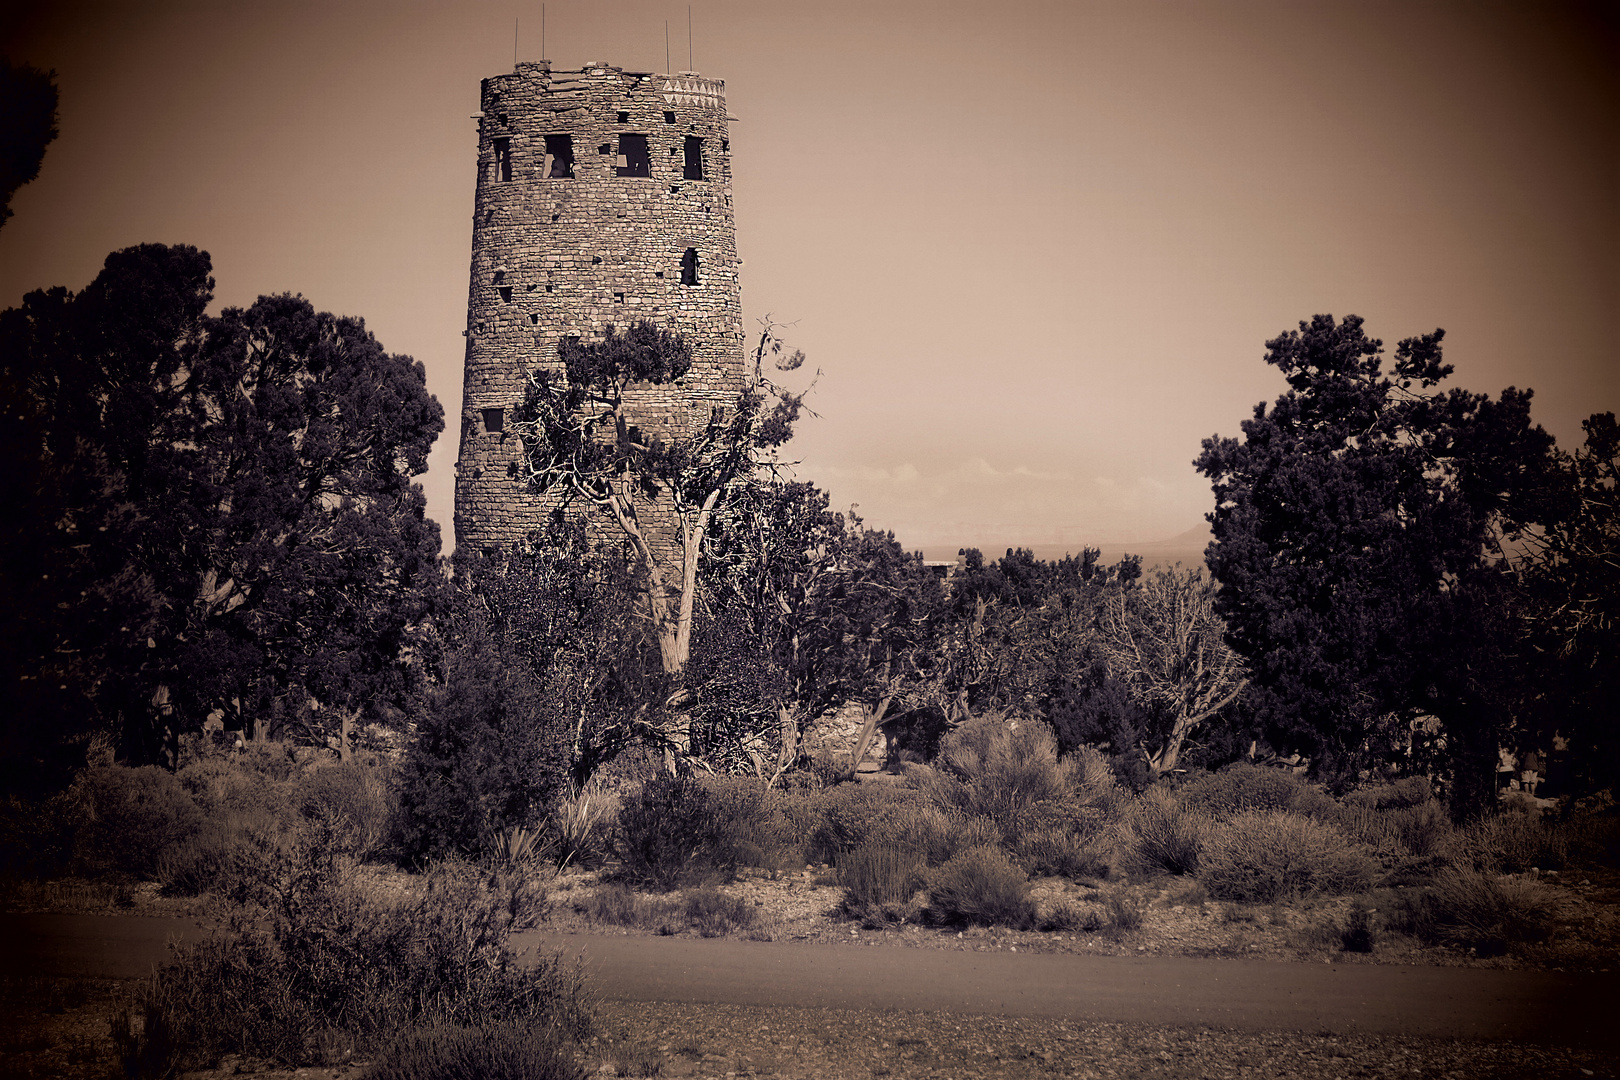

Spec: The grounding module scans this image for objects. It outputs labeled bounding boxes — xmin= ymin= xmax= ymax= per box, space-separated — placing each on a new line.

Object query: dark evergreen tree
xmin=0 ymin=246 xmax=444 ymax=779
xmin=0 ymin=60 xmax=58 ymax=231
xmin=1194 ymin=314 xmax=1560 ymax=809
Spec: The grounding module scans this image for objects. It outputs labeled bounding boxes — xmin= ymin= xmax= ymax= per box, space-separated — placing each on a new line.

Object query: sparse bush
xmin=701 ymin=776 xmax=800 ymax=870
xmin=548 ymin=791 xmax=611 ymax=870
xmin=927 ymin=717 xmax=1080 ymax=831
xmin=924 ymin=845 xmax=1036 ymax=929
xmin=1038 ymin=898 xmax=1106 ymax=933
xmin=1180 ymin=763 xmax=1310 ymax=820
xmin=1392 ymin=867 xmax=1556 ymax=957
xmin=681 ymin=886 xmax=757 ymax=937
xmin=1344 ymin=776 xmax=1433 ymax=811
xmin=573 ymin=884 xmax=658 ymax=929
xmin=802 ymin=782 xmax=929 ymax=863
xmin=612 ymin=776 xmax=733 ymax=889
xmin=70 ymin=765 xmax=203 ymax=878
xmin=119 ymin=834 xmax=591 ymax=1076
xmin=1449 ymin=809 xmax=1568 ymax=874
xmin=295 ymin=759 xmax=400 ymax=862
xmin=1127 ymin=788 xmax=1204 ymax=875
xmin=362 ymin=1023 xmax=586 ymax=1080
xmin=1341 ymin=902 xmax=1375 ymax=952
xmin=1196 ymin=811 xmax=1377 ymax=903
xmin=1104 ymin=892 xmax=1143 ymax=935
xmin=1012 ymin=822 xmax=1113 ymax=881
xmin=1332 ymin=798 xmax=1451 ymax=859
xmin=839 ymin=842 xmax=926 ymax=925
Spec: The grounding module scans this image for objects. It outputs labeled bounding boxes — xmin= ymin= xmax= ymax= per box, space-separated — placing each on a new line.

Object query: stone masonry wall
xmin=454 ymin=61 xmax=745 ymax=553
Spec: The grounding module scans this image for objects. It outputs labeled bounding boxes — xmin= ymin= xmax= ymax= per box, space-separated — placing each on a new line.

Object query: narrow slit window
xmin=542 ymin=134 xmax=574 ymax=178
xmin=616 ymin=134 xmax=651 ymax=177
xmin=681 ymin=248 xmax=699 ymax=286
xmin=491 ymin=137 xmax=512 ymax=182
xmin=683 ymin=136 xmax=704 ymax=180
xmin=482 ymin=408 xmax=505 ymax=433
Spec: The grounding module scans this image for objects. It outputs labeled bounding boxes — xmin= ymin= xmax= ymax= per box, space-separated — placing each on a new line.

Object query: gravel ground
xmin=6 ymin=982 xmax=1613 ymax=1080
xmin=587 ymin=1000 xmax=1617 ymax=1080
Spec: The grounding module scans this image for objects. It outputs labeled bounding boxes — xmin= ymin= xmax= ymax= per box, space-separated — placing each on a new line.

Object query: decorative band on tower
xmin=454 ymin=60 xmax=745 ymax=552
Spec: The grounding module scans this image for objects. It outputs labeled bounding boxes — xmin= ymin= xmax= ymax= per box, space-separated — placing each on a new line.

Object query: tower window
xmin=663 ymin=110 xmax=677 ymax=124
xmin=617 ymin=110 xmax=629 ymax=123
xmin=482 ymin=408 xmax=505 ymax=433
xmin=491 ymin=137 xmax=512 ymax=182
xmin=616 ymin=134 xmax=651 ymax=177
xmin=542 ymin=134 xmax=574 ymax=178
xmin=681 ymin=248 xmax=699 ymax=286
xmin=498 ymin=286 xmax=513 ymax=303
xmin=683 ymin=136 xmax=704 ymax=180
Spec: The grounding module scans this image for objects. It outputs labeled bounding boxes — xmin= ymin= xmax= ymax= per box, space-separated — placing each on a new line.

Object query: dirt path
xmin=528 ymin=931 xmax=1615 ymax=1049
xmin=6 ymin=915 xmax=1609 ymax=1050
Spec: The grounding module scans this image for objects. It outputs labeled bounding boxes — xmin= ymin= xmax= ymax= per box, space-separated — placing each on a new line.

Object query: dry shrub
xmin=1012 ymin=816 xmax=1114 ymax=881
xmin=681 ymin=886 xmax=757 ymax=937
xmin=1197 ymin=811 xmax=1377 ymax=903
xmin=69 ymin=765 xmax=203 ymax=878
xmin=1332 ymin=799 xmax=1451 ymax=860
xmin=699 ymin=776 xmax=800 ymax=871
xmin=839 ymin=842 xmax=926 ymax=925
xmin=1392 ymin=867 xmax=1557 ymax=957
xmin=1127 ymin=788 xmax=1204 ymax=875
xmin=1037 ymin=898 xmax=1106 ymax=933
xmin=1179 ymin=763 xmax=1311 ymax=820
xmin=117 ymin=841 xmax=590 ymax=1077
xmin=1449 ymin=809 xmax=1569 ymax=874
xmin=923 ymin=845 xmax=1036 ymax=929
xmin=362 ymin=1023 xmax=586 ymax=1080
xmin=801 ymin=782 xmax=929 ymax=863
xmin=928 ymin=716 xmax=1080 ymax=830
xmin=611 ymin=775 xmax=734 ymax=890
xmin=294 ymin=759 xmax=400 ymax=862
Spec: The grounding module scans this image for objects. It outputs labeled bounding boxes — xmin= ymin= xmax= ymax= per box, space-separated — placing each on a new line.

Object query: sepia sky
xmin=3 ymin=0 xmax=1614 ymax=557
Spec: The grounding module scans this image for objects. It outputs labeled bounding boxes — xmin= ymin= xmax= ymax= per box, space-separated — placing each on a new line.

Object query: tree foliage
xmin=1099 ymin=565 xmax=1247 ymax=775
xmin=0 ymin=60 xmax=58 ymax=231
xmin=1194 ymin=314 xmax=1559 ymax=804
xmin=0 ymin=245 xmax=444 ymax=779
xmin=512 ymin=320 xmax=807 ymax=679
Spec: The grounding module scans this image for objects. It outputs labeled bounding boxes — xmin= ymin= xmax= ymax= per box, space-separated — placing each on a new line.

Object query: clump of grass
xmin=1126 ymin=789 xmax=1204 ymax=875
xmin=681 ymin=886 xmax=757 ymax=937
xmin=923 ymin=845 xmax=1036 ymax=929
xmin=1391 ymin=867 xmax=1557 ymax=957
xmin=362 ymin=1022 xmax=586 ymax=1080
xmin=1341 ymin=902 xmax=1375 ymax=953
xmin=839 ymin=842 xmax=926 ymax=926
xmin=1197 ymin=812 xmax=1377 ymax=903
xmin=1104 ymin=892 xmax=1144 ymax=936
xmin=1037 ymin=898 xmax=1105 ymax=932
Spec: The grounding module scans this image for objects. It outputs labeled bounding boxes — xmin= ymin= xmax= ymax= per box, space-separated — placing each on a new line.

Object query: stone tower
xmin=454 ymin=61 xmax=745 ymax=553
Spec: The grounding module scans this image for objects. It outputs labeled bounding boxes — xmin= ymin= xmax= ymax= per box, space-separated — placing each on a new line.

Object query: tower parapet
xmin=454 ymin=61 xmax=744 ymax=552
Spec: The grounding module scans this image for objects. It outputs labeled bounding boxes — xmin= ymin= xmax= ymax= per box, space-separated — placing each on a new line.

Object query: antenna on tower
xmin=542 ymin=5 xmax=546 ymax=62
xmin=688 ymin=5 xmax=693 ymax=70
xmin=514 ymin=17 xmax=518 ymax=67
xmin=665 ymin=20 xmax=670 ymax=74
